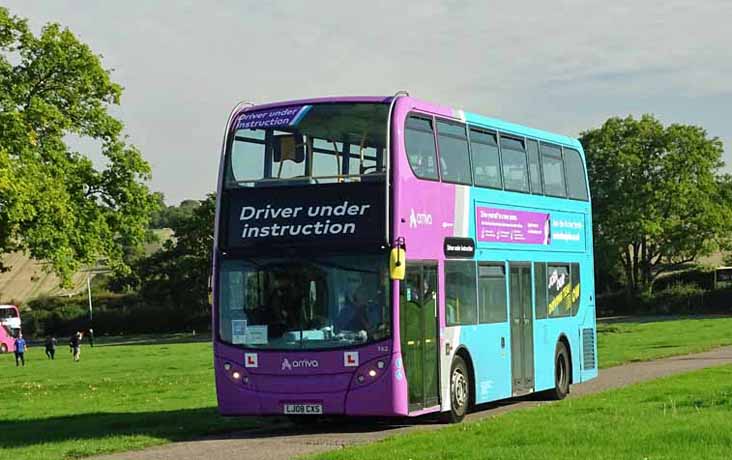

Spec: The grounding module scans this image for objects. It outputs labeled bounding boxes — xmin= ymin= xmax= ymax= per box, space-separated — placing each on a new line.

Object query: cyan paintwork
xmin=458 ymin=111 xmax=598 ymax=402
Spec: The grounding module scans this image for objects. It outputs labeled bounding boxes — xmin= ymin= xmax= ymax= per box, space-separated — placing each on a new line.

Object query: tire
xmin=0 ymin=343 xmax=7 ymax=353
xmin=442 ymin=355 xmax=470 ymax=423
xmin=548 ymin=341 xmax=570 ymax=400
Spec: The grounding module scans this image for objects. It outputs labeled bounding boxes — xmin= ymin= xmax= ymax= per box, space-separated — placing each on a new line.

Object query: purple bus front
xmin=213 ymin=97 xmax=410 ymax=417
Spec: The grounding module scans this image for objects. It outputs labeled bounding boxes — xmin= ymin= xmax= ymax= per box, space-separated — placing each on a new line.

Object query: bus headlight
xmin=220 ymin=360 xmax=251 ymax=387
xmin=351 ymin=357 xmax=390 ymax=387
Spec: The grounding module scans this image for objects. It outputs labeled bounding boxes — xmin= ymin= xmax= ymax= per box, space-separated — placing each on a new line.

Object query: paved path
xmin=96 ymin=346 xmax=732 ymax=460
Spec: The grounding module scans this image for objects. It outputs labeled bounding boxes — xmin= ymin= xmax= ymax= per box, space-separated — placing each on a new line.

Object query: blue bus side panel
xmin=457 ymin=323 xmax=513 ymax=404
xmin=451 ymin=112 xmax=597 ymax=399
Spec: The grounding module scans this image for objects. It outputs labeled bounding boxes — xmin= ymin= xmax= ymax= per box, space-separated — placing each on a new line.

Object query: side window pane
xmin=570 ymin=263 xmax=581 ymax=316
xmin=405 ymin=116 xmax=438 ymax=180
xmin=500 ymin=136 xmax=529 ymax=193
xmin=527 ymin=139 xmax=542 ymax=194
xmin=445 ymin=261 xmax=477 ymax=326
xmin=437 ymin=121 xmax=471 ymax=185
xmin=547 ymin=264 xmax=571 ymax=317
xmin=541 ymin=143 xmax=566 ymax=197
xmin=534 ymin=262 xmax=547 ymax=319
xmin=564 ymin=148 xmax=589 ymax=201
xmin=470 ymin=129 xmax=501 ymax=189
xmin=478 ymin=264 xmax=507 ymax=324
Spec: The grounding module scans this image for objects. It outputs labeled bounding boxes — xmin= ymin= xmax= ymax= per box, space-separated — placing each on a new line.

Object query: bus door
xmin=509 ymin=263 xmax=534 ymax=395
xmin=400 ymin=262 xmax=440 ymax=411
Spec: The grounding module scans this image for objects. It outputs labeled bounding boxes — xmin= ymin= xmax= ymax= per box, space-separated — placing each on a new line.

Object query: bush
xmin=597 ymin=285 xmax=732 ymax=317
xmin=20 ymin=293 xmax=210 ymax=339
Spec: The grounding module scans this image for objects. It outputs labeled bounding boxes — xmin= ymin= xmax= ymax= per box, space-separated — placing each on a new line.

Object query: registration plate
xmin=283 ymin=403 xmax=323 ymax=415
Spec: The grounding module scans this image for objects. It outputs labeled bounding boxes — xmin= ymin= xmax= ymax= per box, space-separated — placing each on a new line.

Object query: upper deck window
xmin=470 ymin=129 xmax=501 ymax=189
xmin=541 ymin=143 xmax=566 ymax=197
xmin=500 ymin=136 xmax=530 ymax=193
xmin=436 ymin=120 xmax=471 ymax=185
xmin=226 ymin=103 xmax=388 ymax=187
xmin=563 ymin=148 xmax=589 ymax=201
xmin=405 ymin=116 xmax=439 ymax=180
xmin=527 ymin=139 xmax=543 ymax=194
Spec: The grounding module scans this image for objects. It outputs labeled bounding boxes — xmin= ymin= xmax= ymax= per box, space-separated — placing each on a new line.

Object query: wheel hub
xmin=452 ymin=368 xmax=468 ymax=409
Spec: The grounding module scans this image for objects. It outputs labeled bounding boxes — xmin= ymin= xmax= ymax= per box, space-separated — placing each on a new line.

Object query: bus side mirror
xmin=390 ymin=247 xmax=406 ymax=280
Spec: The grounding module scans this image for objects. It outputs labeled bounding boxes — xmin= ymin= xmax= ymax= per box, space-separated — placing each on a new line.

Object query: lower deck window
xmin=478 ymin=264 xmax=507 ymax=323
xmin=445 ymin=261 xmax=477 ymax=326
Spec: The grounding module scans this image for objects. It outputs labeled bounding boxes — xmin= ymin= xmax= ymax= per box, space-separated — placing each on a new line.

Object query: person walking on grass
xmin=88 ymin=328 xmax=94 ymax=348
xmin=14 ymin=333 xmax=26 ymax=367
xmin=69 ymin=331 xmax=81 ymax=362
xmin=45 ymin=335 xmax=57 ymax=360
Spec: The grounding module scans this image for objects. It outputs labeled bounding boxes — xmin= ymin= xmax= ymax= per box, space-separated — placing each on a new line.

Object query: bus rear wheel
xmin=548 ymin=341 xmax=570 ymax=400
xmin=0 ymin=343 xmax=7 ymax=353
xmin=442 ymin=355 xmax=470 ymax=423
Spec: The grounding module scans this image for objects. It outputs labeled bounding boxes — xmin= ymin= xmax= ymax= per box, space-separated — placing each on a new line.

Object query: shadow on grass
xmin=0 ymin=408 xmax=424 ymax=451
xmin=0 ymin=407 xmax=262 ymax=450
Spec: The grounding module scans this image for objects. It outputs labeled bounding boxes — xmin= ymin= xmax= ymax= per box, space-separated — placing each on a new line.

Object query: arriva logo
xmin=281 ymin=358 xmax=319 ymax=371
xmin=409 ymin=208 xmax=433 ymax=229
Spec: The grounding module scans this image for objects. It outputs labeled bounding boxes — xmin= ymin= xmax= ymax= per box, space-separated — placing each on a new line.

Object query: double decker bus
xmin=213 ymin=94 xmax=597 ymax=422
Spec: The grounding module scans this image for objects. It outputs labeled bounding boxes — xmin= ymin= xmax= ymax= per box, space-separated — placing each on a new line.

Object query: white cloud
xmin=4 ymin=0 xmax=731 ymax=203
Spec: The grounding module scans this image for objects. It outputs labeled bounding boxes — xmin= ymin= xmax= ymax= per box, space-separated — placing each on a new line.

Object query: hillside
xmin=0 ymin=252 xmax=88 ymax=303
xmin=0 ymin=229 xmax=174 ymax=305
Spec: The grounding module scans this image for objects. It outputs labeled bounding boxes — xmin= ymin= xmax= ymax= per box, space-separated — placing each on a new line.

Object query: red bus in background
xmin=0 ymin=323 xmax=14 ymax=353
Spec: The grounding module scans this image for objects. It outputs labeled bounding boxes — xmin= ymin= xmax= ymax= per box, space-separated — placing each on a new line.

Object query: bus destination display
xmin=223 ymin=182 xmax=385 ymax=249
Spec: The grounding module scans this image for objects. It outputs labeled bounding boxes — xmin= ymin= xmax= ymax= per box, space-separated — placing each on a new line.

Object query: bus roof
xmin=233 ymin=95 xmax=581 ymax=149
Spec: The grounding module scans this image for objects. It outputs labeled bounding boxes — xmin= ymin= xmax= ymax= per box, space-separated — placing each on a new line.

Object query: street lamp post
xmin=87 ymin=274 xmax=93 ymax=323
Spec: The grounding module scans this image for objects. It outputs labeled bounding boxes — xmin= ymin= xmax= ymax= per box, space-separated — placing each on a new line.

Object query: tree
xmin=0 ymin=8 xmax=157 ymax=283
xmin=119 ymin=194 xmax=214 ymax=321
xmin=581 ymin=114 xmax=732 ymax=294
xmin=148 ymin=193 xmax=201 ymax=229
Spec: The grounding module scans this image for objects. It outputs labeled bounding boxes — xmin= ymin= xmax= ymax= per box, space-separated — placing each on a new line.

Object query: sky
xmin=4 ymin=0 xmax=731 ymax=205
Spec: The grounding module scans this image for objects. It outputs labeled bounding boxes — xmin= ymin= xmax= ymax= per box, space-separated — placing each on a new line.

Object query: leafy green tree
xmin=0 ymin=7 xmax=157 ymax=283
xmin=121 ymin=195 xmax=214 ymax=321
xmin=581 ymin=115 xmax=732 ymax=294
xmin=148 ymin=193 xmax=201 ymax=229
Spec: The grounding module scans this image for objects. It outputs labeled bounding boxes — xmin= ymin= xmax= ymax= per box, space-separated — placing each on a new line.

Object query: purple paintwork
xmin=476 ymin=206 xmax=550 ymax=244
xmin=215 ymin=96 xmax=462 ymax=418
xmin=214 ymin=340 xmax=398 ymax=415
xmin=390 ymin=97 xmax=458 ymax=416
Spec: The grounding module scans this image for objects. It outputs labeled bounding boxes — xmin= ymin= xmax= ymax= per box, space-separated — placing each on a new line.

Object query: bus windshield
xmin=218 ymin=254 xmax=390 ymax=349
xmin=226 ymin=103 xmax=388 ymax=187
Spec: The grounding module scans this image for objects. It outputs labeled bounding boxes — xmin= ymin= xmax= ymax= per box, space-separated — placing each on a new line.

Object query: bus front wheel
xmin=548 ymin=341 xmax=570 ymax=400
xmin=0 ymin=343 xmax=6 ymax=353
xmin=442 ymin=355 xmax=470 ymax=423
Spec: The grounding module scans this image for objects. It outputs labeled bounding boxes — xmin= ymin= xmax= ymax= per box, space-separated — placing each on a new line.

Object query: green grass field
xmin=597 ymin=317 xmax=732 ymax=368
xmin=0 ymin=317 xmax=731 ymax=459
xmin=0 ymin=339 xmax=264 ymax=460
xmin=311 ymin=365 xmax=732 ymax=460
